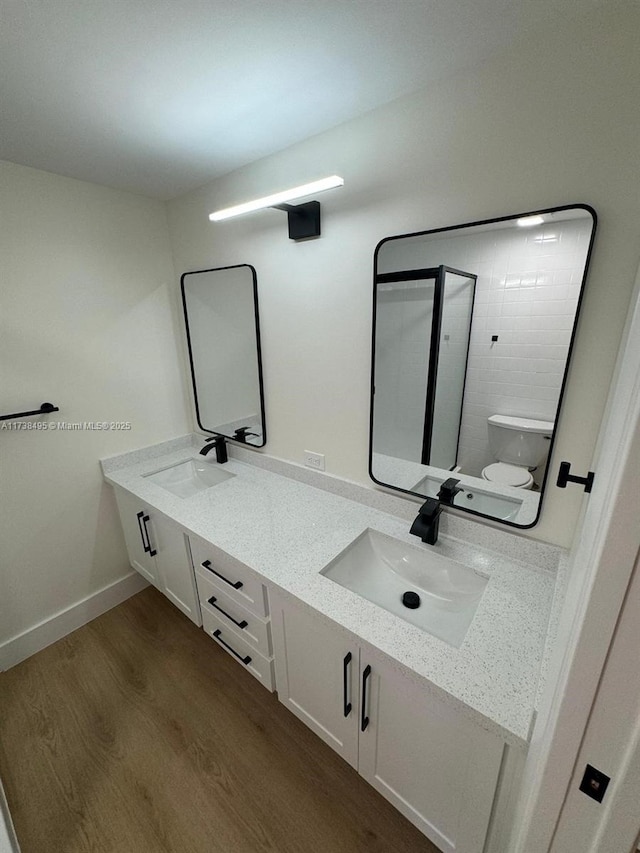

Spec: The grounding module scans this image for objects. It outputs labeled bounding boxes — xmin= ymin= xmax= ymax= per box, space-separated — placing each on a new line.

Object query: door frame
xmin=550 ymin=549 xmax=640 ymax=851
xmin=513 ymin=266 xmax=640 ymax=851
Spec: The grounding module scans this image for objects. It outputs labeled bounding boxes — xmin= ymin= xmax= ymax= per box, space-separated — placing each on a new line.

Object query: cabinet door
xmin=113 ymin=488 xmax=159 ymax=586
xmin=270 ymin=590 xmax=358 ymax=767
xmin=358 ymin=654 xmax=504 ymax=853
xmin=152 ymin=516 xmax=201 ymax=626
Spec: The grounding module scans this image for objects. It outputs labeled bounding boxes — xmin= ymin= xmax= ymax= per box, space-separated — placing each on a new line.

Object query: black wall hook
xmin=557 ymin=461 xmax=595 ymax=493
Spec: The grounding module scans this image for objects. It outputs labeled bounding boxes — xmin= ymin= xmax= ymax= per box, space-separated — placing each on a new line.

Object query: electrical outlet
xmin=304 ymin=450 xmax=325 ymax=471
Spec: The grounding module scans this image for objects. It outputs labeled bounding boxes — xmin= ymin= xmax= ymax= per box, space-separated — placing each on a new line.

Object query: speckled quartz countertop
xmin=102 ymin=436 xmax=560 ymax=749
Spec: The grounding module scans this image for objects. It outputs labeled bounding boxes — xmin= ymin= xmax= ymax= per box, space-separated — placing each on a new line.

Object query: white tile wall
xmin=458 ymin=218 xmax=591 ymax=476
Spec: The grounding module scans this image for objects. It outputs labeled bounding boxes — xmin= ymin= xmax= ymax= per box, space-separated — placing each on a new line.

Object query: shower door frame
xmin=373 ymin=264 xmax=476 ymax=469
xmin=422 ymin=265 xmax=476 ymax=468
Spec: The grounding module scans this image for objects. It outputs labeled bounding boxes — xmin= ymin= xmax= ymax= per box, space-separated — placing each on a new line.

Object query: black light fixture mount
xmin=272 ymin=201 xmax=321 ymax=241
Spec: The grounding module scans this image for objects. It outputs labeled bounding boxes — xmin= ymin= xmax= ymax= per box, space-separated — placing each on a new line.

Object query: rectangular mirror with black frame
xmin=370 ymin=205 xmax=597 ymax=528
xmin=181 ymin=264 xmax=266 ymax=447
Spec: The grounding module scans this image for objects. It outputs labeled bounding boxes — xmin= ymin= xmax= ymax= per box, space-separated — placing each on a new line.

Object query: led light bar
xmin=209 ymin=175 xmax=344 ymax=221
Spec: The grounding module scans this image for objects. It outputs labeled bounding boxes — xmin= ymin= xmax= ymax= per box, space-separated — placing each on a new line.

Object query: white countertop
xmin=102 ymin=436 xmax=558 ymax=748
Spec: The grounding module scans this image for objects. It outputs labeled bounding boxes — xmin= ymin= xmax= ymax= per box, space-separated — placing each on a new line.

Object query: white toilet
xmin=481 ymin=414 xmax=554 ymax=489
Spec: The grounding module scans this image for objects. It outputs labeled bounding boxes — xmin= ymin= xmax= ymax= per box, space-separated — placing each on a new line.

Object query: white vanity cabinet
xmin=113 ymin=487 xmax=201 ymax=626
xmin=270 ymin=588 xmax=359 ymax=766
xmin=270 ymin=588 xmax=505 ymax=853
xmin=190 ymin=534 xmax=275 ymax=691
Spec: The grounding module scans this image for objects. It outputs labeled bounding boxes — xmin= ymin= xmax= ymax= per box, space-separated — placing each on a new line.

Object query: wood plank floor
xmin=0 ymin=587 xmax=439 ymax=853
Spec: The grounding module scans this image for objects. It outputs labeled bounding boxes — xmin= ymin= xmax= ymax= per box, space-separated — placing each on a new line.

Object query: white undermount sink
xmin=321 ymin=529 xmax=488 ymax=647
xmin=411 ymin=475 xmax=523 ymax=522
xmin=143 ymin=458 xmax=235 ymax=498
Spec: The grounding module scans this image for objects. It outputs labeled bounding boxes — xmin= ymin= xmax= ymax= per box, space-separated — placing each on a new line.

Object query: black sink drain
xmin=402 ymin=591 xmax=421 ymax=609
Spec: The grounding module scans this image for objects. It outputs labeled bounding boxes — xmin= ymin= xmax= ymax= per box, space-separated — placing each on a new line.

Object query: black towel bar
xmin=0 ymin=402 xmax=60 ymax=422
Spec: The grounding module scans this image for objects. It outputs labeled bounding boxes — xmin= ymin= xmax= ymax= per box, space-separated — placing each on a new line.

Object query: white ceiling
xmin=0 ymin=0 xmax=593 ymax=200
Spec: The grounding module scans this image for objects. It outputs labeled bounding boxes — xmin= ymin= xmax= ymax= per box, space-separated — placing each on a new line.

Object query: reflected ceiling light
xmin=209 ymin=175 xmax=344 ymax=241
xmin=517 ymin=215 xmax=545 ymax=227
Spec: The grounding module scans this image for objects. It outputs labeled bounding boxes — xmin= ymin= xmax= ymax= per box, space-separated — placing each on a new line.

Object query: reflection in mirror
xmin=181 ymin=264 xmax=266 ymax=446
xmin=370 ymin=205 xmax=596 ymax=528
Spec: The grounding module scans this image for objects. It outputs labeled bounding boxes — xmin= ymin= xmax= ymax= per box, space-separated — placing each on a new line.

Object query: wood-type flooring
xmin=0 ymin=586 xmax=439 ymax=853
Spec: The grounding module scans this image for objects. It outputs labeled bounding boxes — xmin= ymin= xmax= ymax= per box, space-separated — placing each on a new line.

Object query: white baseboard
xmin=0 ymin=572 xmax=148 ymax=672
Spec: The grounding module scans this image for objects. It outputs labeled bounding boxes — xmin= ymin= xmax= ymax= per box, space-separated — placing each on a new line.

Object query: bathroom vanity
xmin=102 ymin=434 xmax=563 ymax=853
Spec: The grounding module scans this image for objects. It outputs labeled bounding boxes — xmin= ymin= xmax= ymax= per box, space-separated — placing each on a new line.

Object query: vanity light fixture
xmin=516 ymin=215 xmax=545 ymax=227
xmin=209 ymin=175 xmax=344 ymax=241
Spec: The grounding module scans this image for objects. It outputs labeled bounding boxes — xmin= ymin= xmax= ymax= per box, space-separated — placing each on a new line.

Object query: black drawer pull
xmin=361 ymin=664 xmax=372 ymax=732
xmin=343 ymin=652 xmax=352 ymax=717
xmin=207 ymin=596 xmax=248 ymax=629
xmin=201 ymin=560 xmax=243 ymax=589
xmin=212 ymin=629 xmax=251 ymax=665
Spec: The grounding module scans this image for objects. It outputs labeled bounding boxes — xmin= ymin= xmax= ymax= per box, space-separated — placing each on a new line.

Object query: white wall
xmin=0 ymin=161 xmax=190 ymax=656
xmin=167 ymin=1 xmax=640 ymax=547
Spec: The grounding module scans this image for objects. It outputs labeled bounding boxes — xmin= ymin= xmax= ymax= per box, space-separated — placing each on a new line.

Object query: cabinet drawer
xmin=197 ymin=570 xmax=272 ymax=656
xmin=190 ymin=536 xmax=268 ymax=617
xmin=202 ymin=610 xmax=274 ymax=691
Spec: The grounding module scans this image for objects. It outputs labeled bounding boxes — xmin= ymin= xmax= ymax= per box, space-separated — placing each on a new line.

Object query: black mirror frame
xmin=369 ymin=203 xmax=598 ymax=529
xmin=180 ymin=263 xmax=267 ymax=447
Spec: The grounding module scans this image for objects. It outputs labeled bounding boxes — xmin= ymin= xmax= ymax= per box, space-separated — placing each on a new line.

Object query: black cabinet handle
xmin=142 ymin=514 xmax=157 ymax=557
xmin=136 ymin=511 xmax=156 ymax=556
xmin=343 ymin=652 xmax=352 ymax=717
xmin=201 ymin=560 xmax=243 ymax=589
xmin=361 ymin=664 xmax=372 ymax=732
xmin=212 ymin=629 xmax=251 ymax=665
xmin=207 ymin=596 xmax=248 ymax=629
xmin=137 ymin=511 xmax=150 ymax=554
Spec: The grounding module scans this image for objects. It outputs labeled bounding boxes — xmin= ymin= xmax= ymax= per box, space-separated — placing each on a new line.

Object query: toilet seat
xmin=482 ymin=462 xmax=534 ymax=489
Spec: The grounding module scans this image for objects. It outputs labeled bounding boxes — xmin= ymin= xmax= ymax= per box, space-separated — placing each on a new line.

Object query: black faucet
xmin=233 ymin=426 xmax=258 ymax=443
xmin=410 ymin=498 xmax=444 ymax=546
xmin=199 ymin=435 xmax=228 ymax=464
xmin=437 ymin=477 xmax=463 ymax=505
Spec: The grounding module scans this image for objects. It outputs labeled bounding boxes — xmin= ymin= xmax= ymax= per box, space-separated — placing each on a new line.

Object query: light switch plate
xmin=579 ymin=764 xmax=610 ymax=803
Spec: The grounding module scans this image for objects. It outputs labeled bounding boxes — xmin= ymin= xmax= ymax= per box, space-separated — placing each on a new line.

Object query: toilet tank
xmin=487 ymin=415 xmax=554 ymax=468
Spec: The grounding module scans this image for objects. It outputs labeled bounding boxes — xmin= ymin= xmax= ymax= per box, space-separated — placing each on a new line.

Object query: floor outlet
xmin=304 ymin=451 xmax=325 ymax=471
